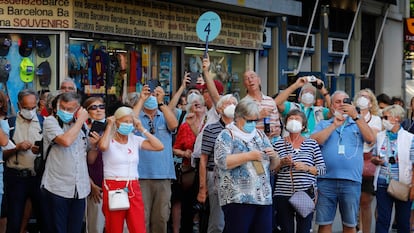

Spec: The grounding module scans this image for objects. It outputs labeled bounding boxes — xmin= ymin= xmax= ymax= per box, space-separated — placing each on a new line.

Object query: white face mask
xmin=286 ymin=119 xmax=303 ymax=133
xmin=382 ymin=119 xmax=394 ymax=131
xmin=356 ymin=96 xmax=370 ymax=109
xmin=223 ymin=104 xmax=236 ymax=118
xmin=20 ymin=108 xmax=36 ymax=120
xmin=301 ymin=92 xmax=315 ymax=105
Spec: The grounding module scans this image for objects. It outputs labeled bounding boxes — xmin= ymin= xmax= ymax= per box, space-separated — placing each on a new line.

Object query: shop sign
xmin=405 ymin=18 xmax=414 ymax=43
xmin=0 ymin=0 xmax=72 ymax=29
xmin=72 ymin=0 xmax=263 ymax=49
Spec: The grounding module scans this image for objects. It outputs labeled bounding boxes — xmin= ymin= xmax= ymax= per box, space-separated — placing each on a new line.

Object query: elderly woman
xmin=93 ymin=106 xmax=164 ymax=233
xmin=273 ymin=109 xmax=325 ymax=233
xmin=214 ymin=99 xmax=279 ymax=233
xmin=352 ymin=89 xmax=381 ymax=233
xmin=371 ymin=104 xmax=414 ymax=233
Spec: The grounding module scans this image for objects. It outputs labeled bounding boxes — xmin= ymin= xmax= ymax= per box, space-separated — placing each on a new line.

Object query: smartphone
xmin=343 ymin=98 xmax=352 ymax=104
xmin=190 ymin=72 xmax=199 ymax=86
xmin=89 ymin=121 xmax=106 ymax=136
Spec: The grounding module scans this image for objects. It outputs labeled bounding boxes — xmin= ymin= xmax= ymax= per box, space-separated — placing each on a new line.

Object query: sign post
xmin=196 ymin=11 xmax=222 ymax=57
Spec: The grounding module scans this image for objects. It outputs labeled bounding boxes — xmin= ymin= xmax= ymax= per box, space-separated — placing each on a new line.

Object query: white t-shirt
xmin=103 ymin=134 xmax=144 ymax=179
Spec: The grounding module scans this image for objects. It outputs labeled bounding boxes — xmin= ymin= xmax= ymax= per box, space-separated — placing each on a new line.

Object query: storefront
xmin=0 ymin=0 xmax=265 ymax=111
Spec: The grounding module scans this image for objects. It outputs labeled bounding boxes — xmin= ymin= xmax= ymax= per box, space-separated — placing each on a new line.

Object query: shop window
xmin=183 ymin=48 xmax=246 ymax=100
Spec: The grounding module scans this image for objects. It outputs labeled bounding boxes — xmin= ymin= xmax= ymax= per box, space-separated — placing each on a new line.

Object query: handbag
xmin=387 ymin=179 xmax=410 ymax=202
xmin=362 ymin=152 xmax=376 ymax=177
xmin=107 ymin=188 xmax=130 ymax=211
xmin=287 ymin=162 xmax=315 ymax=218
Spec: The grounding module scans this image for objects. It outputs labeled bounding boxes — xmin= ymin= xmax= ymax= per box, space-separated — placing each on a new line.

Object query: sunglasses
xmin=148 ymin=120 xmax=155 ymax=134
xmin=87 ymin=104 xmax=105 ymax=111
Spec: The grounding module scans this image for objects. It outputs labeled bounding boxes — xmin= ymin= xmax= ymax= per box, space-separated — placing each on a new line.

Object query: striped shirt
xmin=272 ymin=138 xmax=326 ymax=196
xmin=201 ymin=119 xmax=226 ymax=169
xmin=243 ymin=94 xmax=281 ymax=139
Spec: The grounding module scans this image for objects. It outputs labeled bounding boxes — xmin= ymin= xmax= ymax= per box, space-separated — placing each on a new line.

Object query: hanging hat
xmin=0 ymin=58 xmax=11 ymax=83
xmin=19 ymin=35 xmax=34 ymax=57
xmin=20 ymin=57 xmax=34 ymax=83
xmin=36 ymin=61 xmax=51 ymax=87
xmin=35 ymin=36 xmax=51 ymax=58
xmin=0 ymin=34 xmax=12 ymax=57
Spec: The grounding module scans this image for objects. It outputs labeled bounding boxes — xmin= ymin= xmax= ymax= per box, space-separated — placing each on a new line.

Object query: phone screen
xmin=89 ymin=121 xmax=106 ymax=136
xmin=190 ymin=72 xmax=199 ymax=86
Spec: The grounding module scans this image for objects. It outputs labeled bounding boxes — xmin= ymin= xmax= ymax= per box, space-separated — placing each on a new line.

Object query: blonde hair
xmin=114 ymin=106 xmax=133 ymax=120
xmin=353 ymin=88 xmax=379 ymax=116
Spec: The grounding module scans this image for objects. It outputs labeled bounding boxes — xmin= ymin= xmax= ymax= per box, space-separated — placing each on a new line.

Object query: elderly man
xmin=311 ymin=90 xmax=374 ymax=233
xmin=59 ymin=77 xmax=77 ymax=93
xmin=41 ymin=92 xmax=98 ymax=233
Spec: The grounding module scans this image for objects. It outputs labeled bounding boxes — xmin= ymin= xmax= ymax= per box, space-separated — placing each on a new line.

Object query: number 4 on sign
xmin=196 ymin=11 xmax=222 ymax=58
xmin=204 ymin=23 xmax=211 ymax=58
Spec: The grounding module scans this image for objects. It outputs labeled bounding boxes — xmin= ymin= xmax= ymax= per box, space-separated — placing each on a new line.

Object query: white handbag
xmin=108 ymin=188 xmax=130 ymax=211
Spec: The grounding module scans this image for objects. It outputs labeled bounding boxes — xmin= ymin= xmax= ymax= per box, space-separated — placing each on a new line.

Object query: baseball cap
xmin=35 ymin=36 xmax=51 ymax=58
xmin=36 ymin=61 xmax=51 ymax=86
xmin=0 ymin=34 xmax=11 ymax=56
xmin=0 ymin=58 xmax=11 ymax=83
xmin=197 ymin=79 xmax=224 ymax=95
xmin=19 ymin=35 xmax=34 ymax=57
xmin=20 ymin=57 xmax=34 ymax=83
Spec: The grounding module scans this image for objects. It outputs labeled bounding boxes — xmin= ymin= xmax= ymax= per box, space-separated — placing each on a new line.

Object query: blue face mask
xmin=117 ymin=123 xmax=134 ymax=135
xmin=57 ymin=109 xmax=74 ymax=123
xmin=144 ymin=96 xmax=158 ymax=110
xmin=243 ymin=121 xmax=256 ymax=133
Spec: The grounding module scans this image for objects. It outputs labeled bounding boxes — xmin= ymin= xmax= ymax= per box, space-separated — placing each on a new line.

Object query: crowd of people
xmin=0 ymin=55 xmax=411 ymax=233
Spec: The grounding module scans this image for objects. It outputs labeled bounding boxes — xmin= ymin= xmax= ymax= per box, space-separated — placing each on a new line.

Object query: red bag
xmin=362 ymin=152 xmax=376 ymax=177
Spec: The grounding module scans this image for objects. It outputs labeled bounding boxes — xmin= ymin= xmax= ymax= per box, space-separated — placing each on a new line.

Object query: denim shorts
xmin=315 ymin=179 xmax=361 ymax=227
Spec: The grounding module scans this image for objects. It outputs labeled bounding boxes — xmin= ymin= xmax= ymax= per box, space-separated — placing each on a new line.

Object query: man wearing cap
xmin=41 ymin=92 xmax=98 ymax=233
xmin=2 ymin=89 xmax=45 ymax=233
xmin=134 ymin=85 xmax=178 ymax=233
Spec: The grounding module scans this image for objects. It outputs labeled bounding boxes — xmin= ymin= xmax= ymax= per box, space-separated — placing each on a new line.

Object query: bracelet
xmin=142 ymin=129 xmax=148 ymax=134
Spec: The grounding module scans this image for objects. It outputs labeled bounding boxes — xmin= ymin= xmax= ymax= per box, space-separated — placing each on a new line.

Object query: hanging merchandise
xmin=19 ymin=35 xmax=34 ymax=57
xmin=91 ymin=45 xmax=107 ymax=89
xmin=0 ymin=34 xmax=12 ymax=57
xmin=19 ymin=57 xmax=35 ymax=83
xmin=0 ymin=58 xmax=11 ymax=83
xmin=36 ymin=61 xmax=51 ymax=87
xmin=35 ymin=36 xmax=51 ymax=58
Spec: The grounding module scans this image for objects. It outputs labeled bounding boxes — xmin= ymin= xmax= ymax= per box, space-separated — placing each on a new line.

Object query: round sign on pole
xmin=196 ymin=11 xmax=222 ymax=42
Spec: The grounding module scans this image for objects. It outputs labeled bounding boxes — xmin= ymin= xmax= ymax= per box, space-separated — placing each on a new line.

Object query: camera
xmin=388 ymin=156 xmax=396 ymax=165
xmin=343 ymin=98 xmax=352 ymax=104
xmin=306 ymin=75 xmax=323 ymax=89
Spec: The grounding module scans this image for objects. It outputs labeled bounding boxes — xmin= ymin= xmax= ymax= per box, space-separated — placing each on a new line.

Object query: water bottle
xmin=264 ymin=117 xmax=270 ymax=134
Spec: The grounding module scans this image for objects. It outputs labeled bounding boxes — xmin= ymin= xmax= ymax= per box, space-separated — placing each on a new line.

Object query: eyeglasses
xmin=382 ymin=115 xmax=390 ymax=120
xmin=243 ymin=117 xmax=258 ymax=124
xmin=148 ymin=120 xmax=155 ymax=134
xmin=87 ymin=104 xmax=105 ymax=111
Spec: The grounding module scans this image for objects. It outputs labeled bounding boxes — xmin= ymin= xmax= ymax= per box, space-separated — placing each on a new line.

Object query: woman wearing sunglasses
xmin=83 ymin=96 xmax=107 ymax=233
xmin=371 ymin=104 xmax=414 ymax=233
xmin=91 ymin=106 xmax=163 ymax=233
xmin=214 ymin=99 xmax=279 ymax=233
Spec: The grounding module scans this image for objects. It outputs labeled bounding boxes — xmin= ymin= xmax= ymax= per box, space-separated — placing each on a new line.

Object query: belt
xmin=6 ymin=167 xmax=35 ymax=177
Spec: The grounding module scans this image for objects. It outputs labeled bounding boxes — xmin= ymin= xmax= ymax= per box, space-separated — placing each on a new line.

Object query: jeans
xmin=4 ymin=168 xmax=44 ymax=233
xmin=44 ymin=188 xmax=86 ymax=233
xmin=275 ymin=195 xmax=313 ymax=233
xmin=375 ymin=178 xmax=411 ymax=233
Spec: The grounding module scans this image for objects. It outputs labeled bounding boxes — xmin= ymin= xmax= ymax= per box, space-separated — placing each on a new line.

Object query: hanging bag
xmin=387 ymin=179 xmax=410 ymax=202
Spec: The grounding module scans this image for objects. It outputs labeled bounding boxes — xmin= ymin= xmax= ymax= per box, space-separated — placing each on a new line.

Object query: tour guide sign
xmin=0 ymin=0 xmax=264 ymax=50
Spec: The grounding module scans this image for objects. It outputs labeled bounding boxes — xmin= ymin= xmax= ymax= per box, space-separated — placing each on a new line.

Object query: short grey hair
xmin=299 ymin=83 xmax=316 ymax=97
xmin=331 ymin=90 xmax=349 ymax=102
xmin=58 ymin=92 xmax=81 ymax=105
xmin=60 ymin=77 xmax=77 ymax=92
xmin=383 ymin=104 xmax=406 ymax=121
xmin=18 ymin=89 xmax=38 ymax=104
xmin=234 ymin=98 xmax=259 ymax=120
xmin=186 ymin=93 xmax=204 ymax=112
xmin=125 ymin=92 xmax=140 ymax=107
xmin=216 ymin=94 xmax=237 ymax=110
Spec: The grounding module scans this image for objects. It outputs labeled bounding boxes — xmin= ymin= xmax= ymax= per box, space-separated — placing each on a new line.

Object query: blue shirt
xmin=313 ymin=117 xmax=364 ymax=183
xmin=137 ymin=110 xmax=176 ymax=179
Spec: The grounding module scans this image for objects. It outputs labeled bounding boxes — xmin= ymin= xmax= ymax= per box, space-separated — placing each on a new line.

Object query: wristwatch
xmin=353 ymin=114 xmax=361 ymax=121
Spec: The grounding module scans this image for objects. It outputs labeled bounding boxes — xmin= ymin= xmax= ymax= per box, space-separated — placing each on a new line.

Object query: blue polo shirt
xmin=313 ymin=117 xmax=364 ymax=183
xmin=136 ymin=110 xmax=176 ymax=179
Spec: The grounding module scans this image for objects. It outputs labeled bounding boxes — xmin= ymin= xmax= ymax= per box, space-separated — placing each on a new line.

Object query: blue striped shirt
xmin=273 ymin=138 xmax=326 ymax=196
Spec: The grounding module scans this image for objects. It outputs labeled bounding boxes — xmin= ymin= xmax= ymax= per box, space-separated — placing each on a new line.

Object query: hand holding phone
xmin=89 ymin=121 xmax=107 ymax=136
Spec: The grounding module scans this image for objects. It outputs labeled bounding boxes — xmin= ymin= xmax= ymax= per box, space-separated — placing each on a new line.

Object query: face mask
xmin=57 ymin=109 xmax=74 ymax=123
xmin=187 ymin=92 xmax=199 ymax=103
xmin=356 ymin=96 xmax=370 ymax=109
xmin=286 ymin=119 xmax=303 ymax=133
xmin=144 ymin=96 xmax=158 ymax=110
xmin=117 ymin=122 xmax=134 ymax=135
xmin=20 ymin=108 xmax=36 ymax=120
xmin=301 ymin=92 xmax=315 ymax=105
xmin=243 ymin=121 xmax=256 ymax=133
xmin=223 ymin=104 xmax=236 ymax=118
xmin=382 ymin=119 xmax=394 ymax=131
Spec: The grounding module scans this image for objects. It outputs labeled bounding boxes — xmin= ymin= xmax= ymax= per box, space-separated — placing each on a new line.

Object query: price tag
xmin=338 ymin=145 xmax=345 ymax=155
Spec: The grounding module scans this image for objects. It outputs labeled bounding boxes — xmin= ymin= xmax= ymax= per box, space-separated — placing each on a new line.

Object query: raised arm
xmin=202 ymin=54 xmax=220 ymax=105
xmin=274 ymin=76 xmax=307 ymax=111
xmin=155 ymin=86 xmax=178 ymax=131
xmin=54 ymin=108 xmax=89 ymax=147
xmin=168 ymin=73 xmax=191 ymax=111
xmin=133 ymin=85 xmax=150 ymax=117
xmin=134 ymin=117 xmax=164 ymax=151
